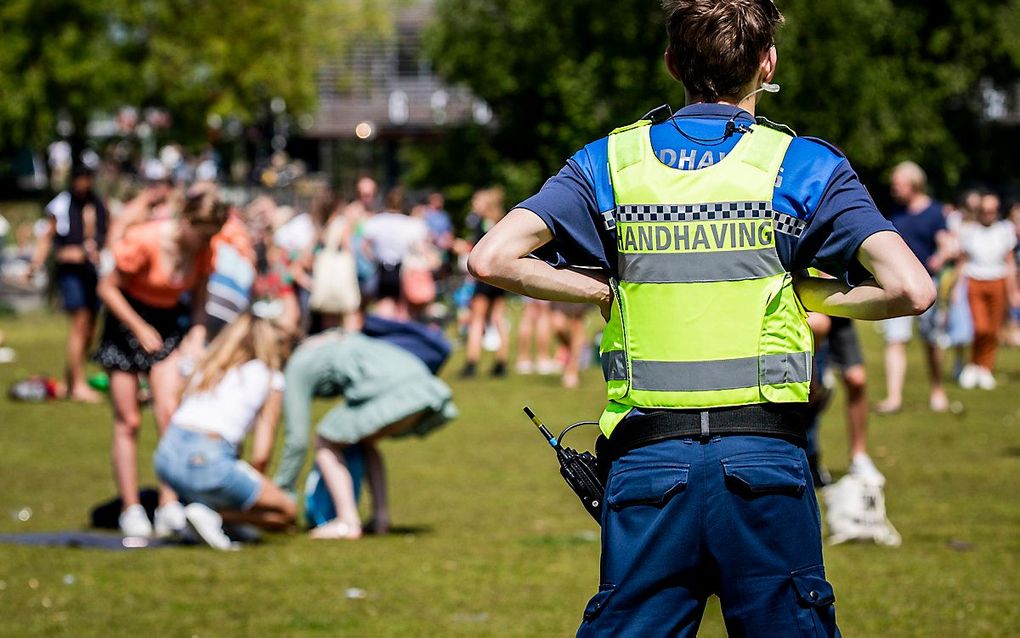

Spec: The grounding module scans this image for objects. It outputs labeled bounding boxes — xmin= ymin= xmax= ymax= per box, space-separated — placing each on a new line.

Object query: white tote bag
xmin=309 ymin=218 xmax=361 ymax=314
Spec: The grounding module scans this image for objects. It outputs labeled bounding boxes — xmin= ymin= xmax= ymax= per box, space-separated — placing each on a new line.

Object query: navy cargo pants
xmin=577 ymin=435 xmax=841 ymax=637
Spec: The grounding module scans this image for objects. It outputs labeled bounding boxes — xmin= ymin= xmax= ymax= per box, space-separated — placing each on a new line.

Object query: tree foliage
xmin=425 ymin=0 xmax=1020 ymax=200
xmin=0 ymin=0 xmax=391 ymax=149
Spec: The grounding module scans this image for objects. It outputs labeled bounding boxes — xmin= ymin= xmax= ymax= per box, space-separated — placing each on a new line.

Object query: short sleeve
xmin=516 ymin=147 xmax=614 ymax=272
xmin=792 ymin=161 xmax=897 ymax=285
xmin=1003 ymin=223 xmax=1018 ymax=251
xmin=113 ymin=224 xmax=155 ymax=275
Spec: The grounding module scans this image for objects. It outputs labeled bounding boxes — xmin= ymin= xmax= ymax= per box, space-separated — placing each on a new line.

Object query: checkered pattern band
xmin=771 ymin=211 xmax=807 ymax=238
xmin=610 ymin=202 xmax=807 ymax=237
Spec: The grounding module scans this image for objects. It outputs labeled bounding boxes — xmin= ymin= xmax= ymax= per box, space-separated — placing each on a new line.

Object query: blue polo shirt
xmin=886 ymin=202 xmax=945 ymax=274
xmin=518 ymin=103 xmax=896 ymax=285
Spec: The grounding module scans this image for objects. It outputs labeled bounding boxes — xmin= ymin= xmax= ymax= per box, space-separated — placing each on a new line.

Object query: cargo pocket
xmin=721 ymin=453 xmax=806 ymax=497
xmin=582 ymin=585 xmax=616 ymax=622
xmin=606 ymin=464 xmax=689 ymax=510
xmin=791 ymin=565 xmax=838 ymax=637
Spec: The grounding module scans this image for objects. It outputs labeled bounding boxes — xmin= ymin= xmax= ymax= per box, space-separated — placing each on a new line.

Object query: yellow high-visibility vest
xmin=599 ymin=119 xmax=813 ymax=437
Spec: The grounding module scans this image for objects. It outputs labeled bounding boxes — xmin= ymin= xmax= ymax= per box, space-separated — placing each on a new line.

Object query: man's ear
xmin=761 ymin=46 xmax=778 ymax=84
xmin=664 ymin=49 xmax=684 ymax=83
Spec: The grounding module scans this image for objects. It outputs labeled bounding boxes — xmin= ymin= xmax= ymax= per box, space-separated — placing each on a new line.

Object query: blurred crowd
xmin=0 ymin=149 xmax=1017 ymax=548
xmin=0 ymin=149 xmax=597 ymax=548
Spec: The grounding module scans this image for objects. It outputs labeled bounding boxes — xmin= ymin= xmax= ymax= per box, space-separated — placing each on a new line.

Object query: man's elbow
xmin=467 ymin=243 xmax=498 ymax=283
xmin=894 ymin=272 xmax=937 ymax=316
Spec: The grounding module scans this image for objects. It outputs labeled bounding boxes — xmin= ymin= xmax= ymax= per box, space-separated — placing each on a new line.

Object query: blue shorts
xmin=55 ymin=263 xmax=99 ymax=313
xmin=578 ymin=435 xmax=840 ymax=637
xmin=154 ymin=426 xmax=263 ymax=511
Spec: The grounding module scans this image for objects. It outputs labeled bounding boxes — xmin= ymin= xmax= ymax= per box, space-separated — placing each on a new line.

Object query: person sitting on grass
xmin=272 ymin=328 xmax=457 ymax=540
xmin=154 ymin=310 xmax=297 ymax=550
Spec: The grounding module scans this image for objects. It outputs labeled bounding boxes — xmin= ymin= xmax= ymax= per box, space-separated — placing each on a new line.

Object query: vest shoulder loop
xmin=608 ymin=120 xmax=651 ymax=172
xmin=754 ymin=116 xmax=797 ymax=137
xmin=609 ymin=119 xmax=652 ymax=136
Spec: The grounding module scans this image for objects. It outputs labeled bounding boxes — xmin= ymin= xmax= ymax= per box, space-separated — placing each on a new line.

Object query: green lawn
xmin=1 ymin=310 xmax=1018 ymax=636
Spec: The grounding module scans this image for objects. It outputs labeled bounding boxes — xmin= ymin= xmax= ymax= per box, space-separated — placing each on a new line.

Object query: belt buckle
xmin=699 ymin=411 xmax=711 ymax=442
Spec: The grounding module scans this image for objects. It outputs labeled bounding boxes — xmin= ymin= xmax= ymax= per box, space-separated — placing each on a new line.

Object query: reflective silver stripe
xmin=619 ymin=249 xmax=784 ymax=283
xmin=602 ymin=350 xmax=628 ymax=381
xmin=616 ymin=202 xmax=770 ymax=223
xmin=630 ymin=352 xmax=811 ymax=392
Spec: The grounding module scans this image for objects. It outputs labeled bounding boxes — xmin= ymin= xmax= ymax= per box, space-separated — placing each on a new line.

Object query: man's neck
xmin=685 ymin=89 xmax=759 ymax=116
xmin=907 ymin=194 xmax=932 ymax=213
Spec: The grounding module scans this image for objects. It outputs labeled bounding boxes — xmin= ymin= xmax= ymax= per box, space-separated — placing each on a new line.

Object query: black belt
xmin=597 ymin=404 xmax=809 ymax=461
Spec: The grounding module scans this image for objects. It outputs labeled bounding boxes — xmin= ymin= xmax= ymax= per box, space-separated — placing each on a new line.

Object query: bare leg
xmin=563 ymin=314 xmax=587 ymax=388
xmin=491 ymin=297 xmax=509 ymax=364
xmin=534 ymin=302 xmax=553 ymax=368
xmin=878 ymin=341 xmax=907 ymax=412
xmin=66 ymin=308 xmax=101 ymax=402
xmin=465 ymin=296 xmax=490 ymax=365
xmin=219 ymin=477 xmax=296 ymax=531
xmin=149 ymin=354 xmax=182 ymax=506
xmin=842 ymin=364 xmax=869 ymax=458
xmin=924 ymin=341 xmax=948 ymax=411
xmin=313 ymin=438 xmax=363 ymax=537
xmin=109 ymin=371 xmax=142 ymax=509
xmin=517 ymin=302 xmax=536 ymax=368
xmin=362 ymin=443 xmax=390 ymax=534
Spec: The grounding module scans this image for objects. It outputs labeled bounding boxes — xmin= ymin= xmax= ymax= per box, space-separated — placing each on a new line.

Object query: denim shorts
xmin=55 ymin=263 xmax=99 ymax=312
xmin=154 ymin=426 xmax=263 ymax=511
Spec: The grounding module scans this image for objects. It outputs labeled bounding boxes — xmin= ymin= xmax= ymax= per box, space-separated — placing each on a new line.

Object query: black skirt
xmin=93 ymin=292 xmax=190 ymax=373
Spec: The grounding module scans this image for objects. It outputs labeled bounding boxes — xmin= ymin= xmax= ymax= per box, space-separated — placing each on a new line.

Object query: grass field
xmin=1 ymin=309 xmax=1019 ymax=637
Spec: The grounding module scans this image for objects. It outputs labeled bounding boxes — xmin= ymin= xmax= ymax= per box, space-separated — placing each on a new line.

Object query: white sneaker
xmin=515 ymin=360 xmax=535 ymax=375
xmin=536 ymin=359 xmax=562 ymax=376
xmin=119 ymin=504 xmax=153 ymax=538
xmin=978 ymin=368 xmax=997 ymax=391
xmin=153 ymin=501 xmax=187 ymax=539
xmin=959 ymin=364 xmax=980 ymax=390
xmin=848 ymin=453 xmax=885 ymax=484
xmin=184 ymin=503 xmax=237 ymax=551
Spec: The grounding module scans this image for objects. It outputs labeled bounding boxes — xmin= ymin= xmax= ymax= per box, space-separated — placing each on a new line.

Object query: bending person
xmin=274 ymin=330 xmax=457 ymax=539
xmin=154 ymin=313 xmax=297 ymax=549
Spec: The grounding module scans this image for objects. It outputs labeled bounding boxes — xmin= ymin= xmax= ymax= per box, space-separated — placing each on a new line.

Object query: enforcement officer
xmin=469 ymin=1 xmax=935 ymax=635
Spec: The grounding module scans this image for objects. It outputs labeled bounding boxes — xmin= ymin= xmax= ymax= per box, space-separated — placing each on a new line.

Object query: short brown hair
xmin=662 ymin=0 xmax=783 ymax=102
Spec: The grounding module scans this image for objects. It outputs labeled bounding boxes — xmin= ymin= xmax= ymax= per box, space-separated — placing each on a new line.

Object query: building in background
xmin=291 ymin=2 xmax=490 ymax=192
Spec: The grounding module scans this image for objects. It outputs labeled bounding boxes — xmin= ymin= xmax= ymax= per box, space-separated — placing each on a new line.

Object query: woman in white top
xmin=154 ymin=312 xmax=296 ymax=549
xmin=360 ymin=187 xmax=430 ymax=318
xmin=958 ymin=193 xmax=1018 ymax=390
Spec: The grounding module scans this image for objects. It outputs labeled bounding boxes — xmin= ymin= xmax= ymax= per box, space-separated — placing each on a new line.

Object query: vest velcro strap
xmin=602 ymin=350 xmax=628 ymax=381
xmin=630 ymin=352 xmax=811 ymax=393
xmin=619 ymin=249 xmax=784 ymax=283
xmin=597 ymin=404 xmax=809 ymax=459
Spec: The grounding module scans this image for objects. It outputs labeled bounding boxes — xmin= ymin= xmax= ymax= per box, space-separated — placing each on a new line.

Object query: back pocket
xmin=606 ymin=464 xmax=689 ymax=510
xmin=721 ymin=453 xmax=806 ymax=497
